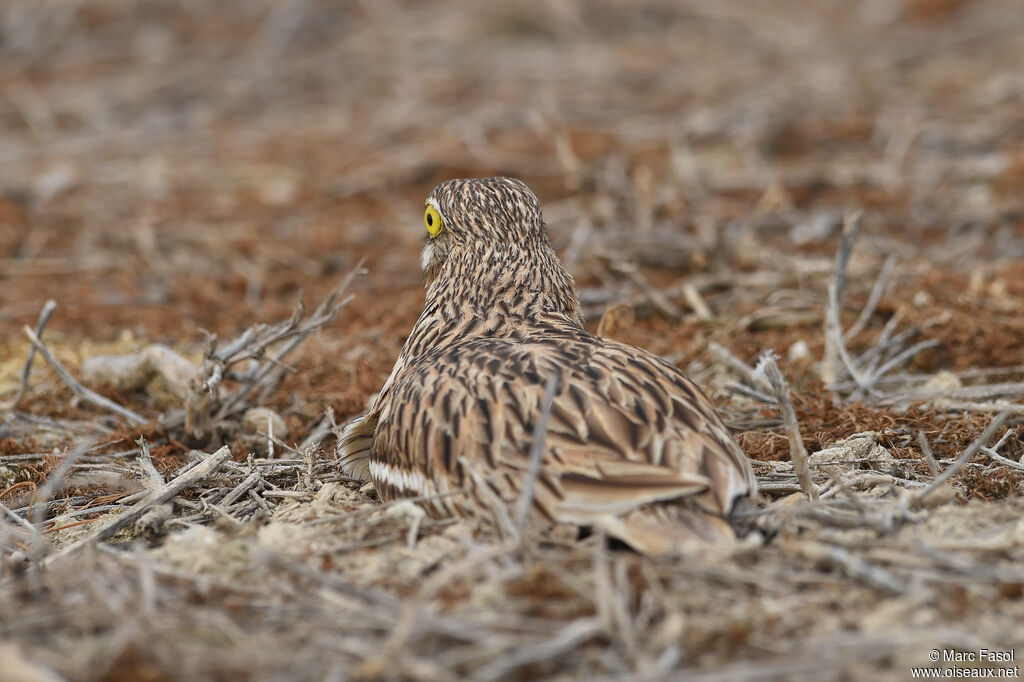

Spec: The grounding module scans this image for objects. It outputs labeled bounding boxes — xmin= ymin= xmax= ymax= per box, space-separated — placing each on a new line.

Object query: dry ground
xmin=2 ymin=1 xmax=1024 ymax=680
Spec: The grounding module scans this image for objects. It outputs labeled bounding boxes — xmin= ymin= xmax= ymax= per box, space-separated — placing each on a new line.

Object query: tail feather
xmin=596 ymin=504 xmax=736 ymax=556
xmin=337 ymin=413 xmax=377 ymax=481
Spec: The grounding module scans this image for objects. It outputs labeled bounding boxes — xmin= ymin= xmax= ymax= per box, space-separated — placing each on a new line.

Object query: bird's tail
xmin=337 ymin=412 xmax=376 ymax=481
xmin=596 ymin=504 xmax=740 ymax=556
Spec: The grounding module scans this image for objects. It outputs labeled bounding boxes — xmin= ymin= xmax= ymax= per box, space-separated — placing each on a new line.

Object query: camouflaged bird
xmin=338 ymin=177 xmax=757 ymax=554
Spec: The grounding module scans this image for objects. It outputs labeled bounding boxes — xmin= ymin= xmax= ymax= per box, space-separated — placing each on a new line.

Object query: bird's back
xmin=370 ymin=320 xmax=756 ymax=553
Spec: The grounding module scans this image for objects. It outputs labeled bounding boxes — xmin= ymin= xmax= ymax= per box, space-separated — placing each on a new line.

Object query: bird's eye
xmin=424 ymin=205 xmax=443 ymax=238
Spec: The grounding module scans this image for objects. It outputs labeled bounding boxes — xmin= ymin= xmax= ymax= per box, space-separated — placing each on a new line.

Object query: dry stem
xmin=757 ymin=353 xmax=818 ymax=501
xmin=22 ymin=326 xmax=147 ymax=425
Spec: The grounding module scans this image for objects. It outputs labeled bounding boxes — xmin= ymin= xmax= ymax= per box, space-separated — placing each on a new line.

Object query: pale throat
xmin=420 ymin=240 xmax=434 ymax=273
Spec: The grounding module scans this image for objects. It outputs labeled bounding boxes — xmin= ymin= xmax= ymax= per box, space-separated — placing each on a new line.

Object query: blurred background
xmin=2 ymin=0 xmax=1023 ymax=423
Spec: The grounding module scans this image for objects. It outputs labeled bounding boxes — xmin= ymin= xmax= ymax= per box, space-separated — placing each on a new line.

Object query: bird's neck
xmin=403 ymin=242 xmax=582 ymax=361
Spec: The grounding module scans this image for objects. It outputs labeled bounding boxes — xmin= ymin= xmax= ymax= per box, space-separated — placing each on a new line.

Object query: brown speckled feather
xmin=339 ymin=177 xmax=757 ymax=554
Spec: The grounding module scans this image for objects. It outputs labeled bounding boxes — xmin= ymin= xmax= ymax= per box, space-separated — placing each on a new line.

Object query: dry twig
xmin=135 ymin=436 xmax=165 ymax=490
xmin=29 ymin=439 xmax=95 ymax=528
xmin=911 ymin=411 xmax=1012 ymax=508
xmin=0 ymin=299 xmax=56 ymax=412
xmin=22 ymin=326 xmax=147 ymax=425
xmin=513 ymin=373 xmax=558 ymax=535
xmin=844 ymin=255 xmax=895 ymax=341
xmin=757 ymin=353 xmax=818 ymax=501
xmin=46 ymin=446 xmax=232 ymax=564
xmin=821 ymin=212 xmax=861 ymax=385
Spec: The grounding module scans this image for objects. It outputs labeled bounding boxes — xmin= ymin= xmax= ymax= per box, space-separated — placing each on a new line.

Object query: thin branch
xmin=219 ymin=471 xmax=263 ymax=508
xmin=926 ymin=400 xmax=1024 ymax=416
xmin=982 ymin=449 xmax=1024 ymax=471
xmin=844 ymin=254 xmax=896 ymax=341
xmin=865 ymin=339 xmax=940 ymax=385
xmin=709 ymin=341 xmax=772 ymax=393
xmin=857 ymin=309 xmax=906 ymax=375
xmin=873 ymin=382 xmax=1024 ymax=406
xmin=757 ymin=353 xmax=818 ymax=501
xmin=0 ymin=501 xmax=45 ymax=545
xmin=476 ymin=618 xmax=603 ymax=682
xmin=514 ymin=373 xmax=558 ymax=535
xmin=682 ymin=282 xmax=713 ymax=320
xmin=911 ymin=412 xmax=1011 ymax=507
xmin=22 ymin=326 xmax=147 ymax=425
xmin=916 ymin=431 xmax=939 ymax=476
xmin=136 ymin=436 xmax=165 ymax=490
xmin=825 ymin=280 xmax=870 ymax=390
xmin=30 ymin=439 xmax=95 ymax=528
xmin=1 ymin=299 xmax=57 ymax=411
xmin=45 ymin=446 xmax=232 ymax=565
xmin=607 ymin=260 xmax=683 ymax=321
xmin=723 ymin=380 xmax=778 ymax=403
xmin=832 ymin=210 xmax=862 ymax=305
xmin=299 ymin=409 xmax=335 ymax=451
xmin=793 ymin=540 xmax=905 ymax=595
xmin=213 ymin=262 xmax=363 ymax=420
xmin=460 ymin=456 xmax=517 ymax=540
xmin=980 ymin=427 xmax=1023 ymax=470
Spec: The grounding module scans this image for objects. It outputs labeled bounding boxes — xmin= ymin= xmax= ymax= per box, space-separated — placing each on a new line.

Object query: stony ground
xmin=1 ymin=1 xmax=1023 ymax=680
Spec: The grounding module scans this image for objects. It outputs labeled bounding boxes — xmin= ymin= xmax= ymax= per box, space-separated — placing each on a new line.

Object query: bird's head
xmin=420 ymin=177 xmax=544 ymax=278
xmin=419 ymin=177 xmax=582 ymax=325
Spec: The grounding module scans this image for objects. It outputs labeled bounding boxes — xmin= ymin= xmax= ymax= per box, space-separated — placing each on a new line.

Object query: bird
xmin=338 ymin=177 xmax=757 ymax=554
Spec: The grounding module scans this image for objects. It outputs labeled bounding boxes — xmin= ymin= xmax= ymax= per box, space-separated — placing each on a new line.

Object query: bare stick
xmin=214 ymin=263 xmax=362 ymax=419
xmin=1 ymin=299 xmax=57 ymax=411
xmin=514 ymin=374 xmax=558 ymax=534
xmin=912 ymin=412 xmax=1011 ymax=507
xmin=260 ymin=490 xmax=310 ymax=499
xmin=916 ymin=431 xmax=939 ymax=476
xmin=220 ymin=471 xmax=263 ymax=508
xmin=299 ymin=410 xmax=335 ymax=451
xmin=267 ymin=413 xmax=275 ymax=460
xmin=794 ymin=541 xmax=905 ymax=594
xmin=608 ymin=260 xmax=683 ymax=321
xmin=724 ymin=381 xmax=777 ymax=403
xmin=682 ymin=282 xmax=713 ymax=320
xmin=709 ymin=341 xmax=772 ymax=393
xmin=45 ymin=446 xmax=232 ymax=564
xmin=982 ymin=449 xmax=1024 ymax=471
xmin=0 ymin=501 xmax=44 ymax=545
xmin=824 ymin=281 xmax=869 ymax=390
xmin=928 ymin=400 xmax=1024 ymax=416
xmin=460 ymin=456 xmax=517 ymax=540
xmin=865 ymin=339 xmax=939 ymax=385
xmin=381 ymin=540 xmax=516 ymax=664
xmin=874 ymin=382 xmax=1024 ymax=406
xmin=847 ymin=335 xmax=939 ymax=403
xmin=822 ymin=211 xmax=865 ymax=386
xmin=22 ymin=326 xmax=147 ymax=425
xmin=476 ymin=618 xmax=603 ymax=682
xmin=844 ymin=255 xmax=896 ymax=341
xmin=30 ymin=439 xmax=95 ymax=528
xmin=858 ymin=308 xmax=906 ymax=371
xmin=980 ymin=428 xmax=1023 ymax=470
xmin=833 ymin=210 xmax=862 ymax=305
xmin=758 ymin=353 xmax=818 ymax=501
xmin=136 ymin=436 xmax=165 ymax=490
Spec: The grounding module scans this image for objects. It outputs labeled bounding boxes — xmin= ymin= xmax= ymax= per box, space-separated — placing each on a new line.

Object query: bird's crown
xmin=424 ymin=176 xmax=544 ymax=245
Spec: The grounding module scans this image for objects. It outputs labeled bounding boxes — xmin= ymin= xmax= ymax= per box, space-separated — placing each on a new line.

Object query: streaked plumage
xmin=339 ymin=177 xmax=757 ymax=554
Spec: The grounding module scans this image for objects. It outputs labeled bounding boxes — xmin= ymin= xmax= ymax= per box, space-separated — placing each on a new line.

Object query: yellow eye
xmin=424 ymin=205 xmax=443 ymax=238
